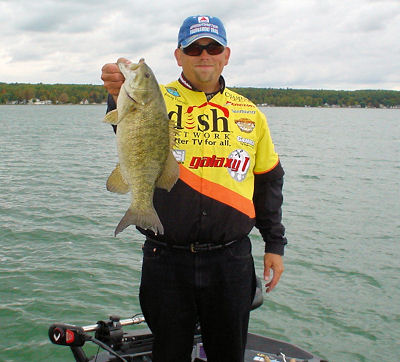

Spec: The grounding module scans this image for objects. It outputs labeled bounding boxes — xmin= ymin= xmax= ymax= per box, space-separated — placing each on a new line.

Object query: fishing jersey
xmin=107 ymin=77 xmax=287 ymax=255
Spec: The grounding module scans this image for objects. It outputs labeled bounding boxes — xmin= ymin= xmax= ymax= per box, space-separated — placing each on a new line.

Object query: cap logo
xmin=190 ymin=23 xmax=219 ymax=36
xmin=198 ymin=16 xmax=209 ymax=23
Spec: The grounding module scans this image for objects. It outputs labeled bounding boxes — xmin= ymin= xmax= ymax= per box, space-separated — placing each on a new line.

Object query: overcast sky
xmin=0 ymin=0 xmax=399 ymax=90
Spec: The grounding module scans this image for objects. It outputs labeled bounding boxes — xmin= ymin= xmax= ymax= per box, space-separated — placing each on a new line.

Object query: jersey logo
xmin=227 ymin=149 xmax=251 ymax=182
xmin=187 ymin=102 xmax=229 ymax=117
xmin=166 ymin=87 xmax=180 ymax=97
xmin=173 ymin=149 xmax=186 ymax=163
xmin=169 ymin=104 xmax=230 ymax=133
xmin=188 ymin=149 xmax=251 ymax=182
xmin=235 ymin=118 xmax=255 ymax=133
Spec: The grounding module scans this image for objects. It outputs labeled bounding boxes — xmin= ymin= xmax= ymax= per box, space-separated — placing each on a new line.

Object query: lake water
xmin=0 ymin=105 xmax=399 ymax=361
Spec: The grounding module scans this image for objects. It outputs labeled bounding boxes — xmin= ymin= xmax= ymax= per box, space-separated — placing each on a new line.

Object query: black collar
xmin=178 ymin=73 xmax=225 ymax=96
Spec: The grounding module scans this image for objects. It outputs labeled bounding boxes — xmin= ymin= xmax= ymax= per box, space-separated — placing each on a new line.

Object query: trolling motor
xmin=49 ymin=315 xmax=146 ymax=362
xmin=49 ymin=315 xmax=125 ymax=347
xmin=94 ymin=315 xmax=124 ymax=349
xmin=48 ymin=323 xmax=86 ymax=347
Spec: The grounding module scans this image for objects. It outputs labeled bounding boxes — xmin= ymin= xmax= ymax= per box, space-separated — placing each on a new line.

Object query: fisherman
xmin=101 ymin=15 xmax=287 ymax=362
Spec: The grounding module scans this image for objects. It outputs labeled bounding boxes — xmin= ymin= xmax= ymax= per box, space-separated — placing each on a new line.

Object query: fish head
xmin=118 ymin=59 xmax=157 ymax=106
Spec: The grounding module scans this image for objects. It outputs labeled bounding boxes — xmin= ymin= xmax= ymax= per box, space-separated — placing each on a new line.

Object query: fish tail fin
xmin=114 ymin=207 xmax=164 ymax=237
xmin=156 ymin=151 xmax=179 ymax=191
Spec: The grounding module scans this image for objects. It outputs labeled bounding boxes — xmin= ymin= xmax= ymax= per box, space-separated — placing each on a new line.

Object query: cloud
xmin=0 ymin=0 xmax=399 ymax=89
xmin=225 ymin=0 xmax=400 ymax=89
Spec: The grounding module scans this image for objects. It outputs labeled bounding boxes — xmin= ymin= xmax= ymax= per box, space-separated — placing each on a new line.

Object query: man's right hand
xmin=101 ymin=58 xmax=131 ymax=102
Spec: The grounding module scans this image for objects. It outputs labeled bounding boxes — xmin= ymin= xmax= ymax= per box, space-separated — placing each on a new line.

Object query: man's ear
xmin=224 ymin=47 xmax=231 ymax=66
xmin=174 ymin=48 xmax=182 ymax=66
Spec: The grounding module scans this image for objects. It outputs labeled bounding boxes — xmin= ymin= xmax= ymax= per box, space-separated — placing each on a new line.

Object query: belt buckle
xmin=190 ymin=243 xmax=198 ymax=253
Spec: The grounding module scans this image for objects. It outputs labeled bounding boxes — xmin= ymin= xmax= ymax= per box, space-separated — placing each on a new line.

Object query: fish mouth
xmin=123 ymin=85 xmax=149 ymax=104
xmin=129 ymin=63 xmax=141 ymax=71
xmin=129 ymin=58 xmax=145 ymax=71
xmin=123 ymin=86 xmax=139 ymax=104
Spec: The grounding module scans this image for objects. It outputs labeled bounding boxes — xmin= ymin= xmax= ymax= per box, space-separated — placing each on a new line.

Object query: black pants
xmin=139 ymin=237 xmax=256 ymax=362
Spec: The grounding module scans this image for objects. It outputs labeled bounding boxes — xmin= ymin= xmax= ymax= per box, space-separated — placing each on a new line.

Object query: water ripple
xmin=1 ymin=106 xmax=399 ymax=361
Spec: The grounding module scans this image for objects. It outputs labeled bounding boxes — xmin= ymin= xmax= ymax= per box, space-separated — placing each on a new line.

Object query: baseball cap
xmin=178 ymin=15 xmax=227 ymax=48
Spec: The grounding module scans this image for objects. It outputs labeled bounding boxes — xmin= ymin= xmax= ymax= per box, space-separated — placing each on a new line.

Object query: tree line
xmin=1 ymin=82 xmax=399 ymax=108
xmin=0 ymin=83 xmax=108 ymax=105
xmin=231 ymin=87 xmax=400 ymax=108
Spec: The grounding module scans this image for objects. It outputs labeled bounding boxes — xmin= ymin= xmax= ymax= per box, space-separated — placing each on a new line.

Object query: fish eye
xmin=144 ymin=73 xmax=151 ymax=78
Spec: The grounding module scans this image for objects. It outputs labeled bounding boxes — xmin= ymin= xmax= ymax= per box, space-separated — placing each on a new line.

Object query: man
xmin=101 ymin=15 xmax=287 ymax=362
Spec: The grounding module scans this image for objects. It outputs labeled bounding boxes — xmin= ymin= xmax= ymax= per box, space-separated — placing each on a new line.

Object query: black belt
xmin=146 ymin=237 xmax=239 ymax=253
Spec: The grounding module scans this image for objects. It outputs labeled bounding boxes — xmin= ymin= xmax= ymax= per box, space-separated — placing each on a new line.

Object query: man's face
xmin=174 ymin=37 xmax=231 ymax=93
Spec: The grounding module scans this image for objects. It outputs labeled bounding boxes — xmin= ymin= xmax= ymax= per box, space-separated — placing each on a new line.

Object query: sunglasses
xmin=181 ymin=42 xmax=225 ymax=56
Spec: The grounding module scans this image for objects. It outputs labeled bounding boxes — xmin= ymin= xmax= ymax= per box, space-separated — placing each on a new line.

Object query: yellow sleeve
xmin=254 ymin=112 xmax=280 ymax=174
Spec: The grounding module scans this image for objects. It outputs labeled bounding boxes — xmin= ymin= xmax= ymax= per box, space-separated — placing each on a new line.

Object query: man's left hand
xmin=263 ymin=253 xmax=284 ymax=293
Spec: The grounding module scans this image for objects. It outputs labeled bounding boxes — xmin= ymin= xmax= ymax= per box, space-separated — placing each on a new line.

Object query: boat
xmin=48 ymin=279 xmax=326 ymax=361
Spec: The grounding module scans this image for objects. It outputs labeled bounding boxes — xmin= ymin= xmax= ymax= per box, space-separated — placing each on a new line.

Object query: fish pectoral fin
xmin=103 ymin=109 xmax=120 ymax=125
xmin=156 ymin=151 xmax=180 ymax=191
xmin=106 ymin=164 xmax=130 ymax=194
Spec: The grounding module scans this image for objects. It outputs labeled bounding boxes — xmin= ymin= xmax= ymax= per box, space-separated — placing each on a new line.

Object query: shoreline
xmin=2 ymin=103 xmax=399 ymax=109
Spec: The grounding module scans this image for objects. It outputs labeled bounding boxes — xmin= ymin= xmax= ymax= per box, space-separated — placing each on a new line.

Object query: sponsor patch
xmin=166 ymin=87 xmax=180 ymax=97
xmin=235 ymin=118 xmax=255 ymax=133
xmin=188 ymin=149 xmax=250 ymax=182
xmin=231 ymin=109 xmax=256 ymax=114
xmin=225 ymin=101 xmax=256 ymax=108
xmin=224 ymin=92 xmax=248 ymax=102
xmin=227 ymin=149 xmax=251 ymax=182
xmin=189 ymin=155 xmax=246 ymax=171
xmin=237 ymin=136 xmax=255 ymax=147
xmin=173 ymin=149 xmax=186 ymax=163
